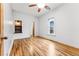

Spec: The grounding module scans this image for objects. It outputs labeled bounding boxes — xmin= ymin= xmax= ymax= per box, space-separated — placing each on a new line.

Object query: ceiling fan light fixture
xmin=37 ymin=3 xmax=45 ymax=8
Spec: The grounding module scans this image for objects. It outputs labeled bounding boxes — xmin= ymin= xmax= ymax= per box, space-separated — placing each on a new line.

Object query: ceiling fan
xmin=28 ymin=4 xmax=51 ymax=12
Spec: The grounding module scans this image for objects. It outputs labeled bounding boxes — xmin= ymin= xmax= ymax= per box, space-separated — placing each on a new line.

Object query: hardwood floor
xmin=10 ymin=36 xmax=79 ymax=56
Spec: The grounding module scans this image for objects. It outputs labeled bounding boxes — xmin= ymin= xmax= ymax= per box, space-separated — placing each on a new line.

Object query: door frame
xmin=33 ymin=22 xmax=35 ymax=37
xmin=0 ymin=3 xmax=4 ymax=56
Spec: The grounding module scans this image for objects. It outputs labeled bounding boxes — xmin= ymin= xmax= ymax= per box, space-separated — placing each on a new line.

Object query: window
xmin=50 ymin=21 xmax=54 ymax=33
xmin=48 ymin=17 xmax=55 ymax=35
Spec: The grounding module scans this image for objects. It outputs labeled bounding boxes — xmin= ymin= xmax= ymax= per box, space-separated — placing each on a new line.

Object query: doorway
xmin=32 ymin=22 xmax=35 ymax=37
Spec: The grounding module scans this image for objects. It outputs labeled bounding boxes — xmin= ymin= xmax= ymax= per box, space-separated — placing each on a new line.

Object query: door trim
xmin=0 ymin=3 xmax=4 ymax=56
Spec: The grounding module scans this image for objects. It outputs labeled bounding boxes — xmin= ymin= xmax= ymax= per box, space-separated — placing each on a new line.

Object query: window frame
xmin=48 ymin=17 xmax=56 ymax=35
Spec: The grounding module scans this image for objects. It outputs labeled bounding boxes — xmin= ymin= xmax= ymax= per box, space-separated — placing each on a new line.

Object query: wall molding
xmin=37 ymin=36 xmax=79 ymax=50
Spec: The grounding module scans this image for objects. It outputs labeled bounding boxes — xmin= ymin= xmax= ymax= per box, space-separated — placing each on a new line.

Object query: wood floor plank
xmin=10 ymin=37 xmax=79 ymax=56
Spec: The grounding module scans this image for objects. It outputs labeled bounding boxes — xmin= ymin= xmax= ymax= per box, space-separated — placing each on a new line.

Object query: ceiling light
xmin=37 ymin=3 xmax=45 ymax=8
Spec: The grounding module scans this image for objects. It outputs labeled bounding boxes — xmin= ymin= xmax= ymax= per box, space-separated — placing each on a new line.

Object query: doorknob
xmin=1 ymin=37 xmax=8 ymax=40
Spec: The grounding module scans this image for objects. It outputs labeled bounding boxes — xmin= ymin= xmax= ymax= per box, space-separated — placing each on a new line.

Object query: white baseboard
xmin=8 ymin=39 xmax=14 ymax=56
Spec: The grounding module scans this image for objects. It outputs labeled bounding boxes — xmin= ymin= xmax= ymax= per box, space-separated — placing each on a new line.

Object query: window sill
xmin=47 ymin=33 xmax=56 ymax=36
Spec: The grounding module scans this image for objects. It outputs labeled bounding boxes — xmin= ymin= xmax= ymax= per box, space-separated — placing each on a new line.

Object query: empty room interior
xmin=0 ymin=3 xmax=79 ymax=56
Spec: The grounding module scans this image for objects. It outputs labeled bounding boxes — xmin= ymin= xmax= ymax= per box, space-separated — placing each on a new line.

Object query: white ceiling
xmin=11 ymin=3 xmax=62 ymax=17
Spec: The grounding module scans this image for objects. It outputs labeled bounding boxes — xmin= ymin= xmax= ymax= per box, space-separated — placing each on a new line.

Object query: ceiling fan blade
xmin=45 ymin=6 xmax=51 ymax=10
xmin=38 ymin=8 xmax=41 ymax=12
xmin=29 ymin=4 xmax=37 ymax=7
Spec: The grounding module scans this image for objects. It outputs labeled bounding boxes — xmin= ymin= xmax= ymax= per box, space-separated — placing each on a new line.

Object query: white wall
xmin=13 ymin=11 xmax=38 ymax=39
xmin=38 ymin=3 xmax=79 ymax=48
xmin=3 ymin=3 xmax=14 ymax=55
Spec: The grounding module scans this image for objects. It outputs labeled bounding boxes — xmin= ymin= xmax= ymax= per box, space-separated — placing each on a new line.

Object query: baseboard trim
xmin=8 ymin=39 xmax=14 ymax=56
xmin=37 ymin=36 xmax=79 ymax=50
